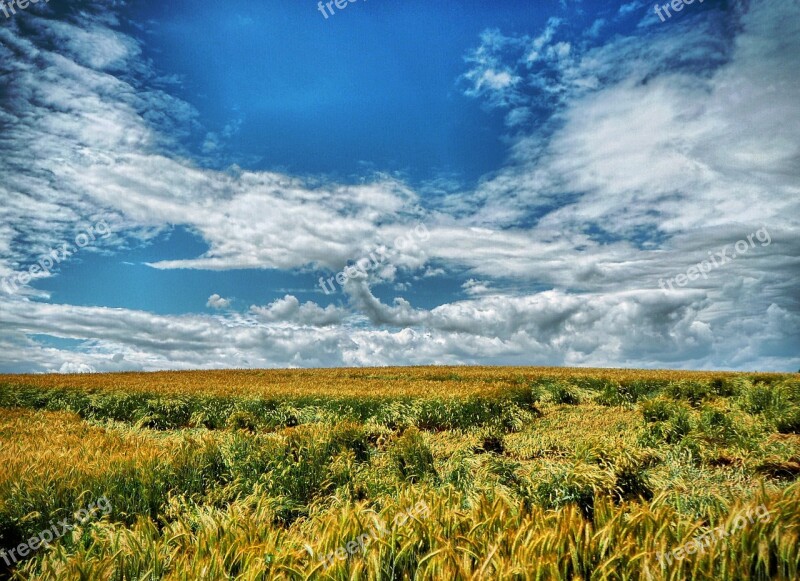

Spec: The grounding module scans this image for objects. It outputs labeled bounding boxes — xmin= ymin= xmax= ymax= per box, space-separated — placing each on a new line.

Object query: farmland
xmin=0 ymin=367 xmax=799 ymax=580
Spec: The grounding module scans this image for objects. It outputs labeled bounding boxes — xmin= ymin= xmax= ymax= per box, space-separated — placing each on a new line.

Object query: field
xmin=0 ymin=367 xmax=799 ymax=580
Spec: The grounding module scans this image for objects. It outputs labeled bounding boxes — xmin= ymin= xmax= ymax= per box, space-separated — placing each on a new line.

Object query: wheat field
xmin=0 ymin=367 xmax=798 ymax=580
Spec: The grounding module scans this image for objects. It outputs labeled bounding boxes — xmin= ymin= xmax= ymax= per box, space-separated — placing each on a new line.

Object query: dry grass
xmin=0 ymin=367 xmax=798 ymax=580
xmin=0 ymin=366 xmax=772 ymax=400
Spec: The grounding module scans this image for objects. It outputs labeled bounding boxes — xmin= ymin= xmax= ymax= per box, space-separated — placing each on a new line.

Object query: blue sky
xmin=0 ymin=0 xmax=798 ymax=373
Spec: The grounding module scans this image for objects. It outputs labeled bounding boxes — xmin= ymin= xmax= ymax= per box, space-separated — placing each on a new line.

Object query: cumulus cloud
xmin=249 ymin=295 xmax=346 ymax=327
xmin=206 ymin=294 xmax=231 ymax=310
xmin=59 ymin=362 xmax=96 ymax=374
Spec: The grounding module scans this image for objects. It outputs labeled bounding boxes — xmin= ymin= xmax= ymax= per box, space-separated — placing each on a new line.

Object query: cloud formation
xmin=0 ymin=0 xmax=797 ymax=373
xmin=206 ymin=294 xmax=230 ymax=310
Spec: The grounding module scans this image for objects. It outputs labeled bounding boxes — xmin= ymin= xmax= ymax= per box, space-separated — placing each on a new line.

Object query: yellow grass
xmin=0 ymin=367 xmax=797 ymax=580
xmin=0 ymin=366 xmax=772 ymax=399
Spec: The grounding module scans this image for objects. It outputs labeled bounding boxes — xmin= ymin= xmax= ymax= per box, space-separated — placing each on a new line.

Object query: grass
xmin=0 ymin=367 xmax=798 ymax=580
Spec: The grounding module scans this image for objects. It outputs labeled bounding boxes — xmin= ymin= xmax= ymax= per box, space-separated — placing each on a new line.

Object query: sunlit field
xmin=1 ymin=367 xmax=799 ymax=580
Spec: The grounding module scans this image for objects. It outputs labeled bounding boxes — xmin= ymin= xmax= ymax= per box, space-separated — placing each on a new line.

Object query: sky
xmin=0 ymin=0 xmax=797 ymax=374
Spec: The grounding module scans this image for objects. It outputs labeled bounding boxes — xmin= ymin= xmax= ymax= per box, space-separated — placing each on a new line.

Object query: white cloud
xmin=249 ymin=295 xmax=346 ymax=327
xmin=4 ymin=278 xmax=789 ymax=372
xmin=206 ymin=294 xmax=231 ymax=310
xmin=59 ymin=362 xmax=96 ymax=374
xmin=0 ymin=0 xmax=797 ymax=372
xmin=462 ymin=29 xmax=528 ymax=109
xmin=618 ymin=1 xmax=645 ymax=17
xmin=526 ymin=17 xmax=562 ymax=63
xmin=462 ymin=279 xmax=493 ymax=296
